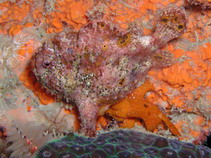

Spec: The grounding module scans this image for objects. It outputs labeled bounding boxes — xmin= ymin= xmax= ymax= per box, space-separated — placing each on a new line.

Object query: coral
xmin=0 ymin=2 xmax=210 ymax=157
xmin=106 ymin=79 xmax=181 ymax=136
xmin=19 ymin=63 xmax=55 ymax=105
xmin=35 ymin=129 xmax=211 ymax=158
xmin=0 ymin=1 xmax=38 ymax=36
xmin=1 ymin=108 xmax=51 ymax=157
xmin=1 ymin=104 xmax=76 ymax=157
xmin=45 ymin=0 xmax=93 ymax=33
xmin=32 ymin=5 xmax=187 ymax=136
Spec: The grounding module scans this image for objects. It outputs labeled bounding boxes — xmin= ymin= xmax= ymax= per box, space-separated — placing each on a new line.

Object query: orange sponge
xmin=106 ymin=79 xmax=181 ymax=136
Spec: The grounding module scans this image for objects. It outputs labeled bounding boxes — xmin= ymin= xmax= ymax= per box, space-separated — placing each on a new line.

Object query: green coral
xmin=36 ymin=130 xmax=211 ymax=158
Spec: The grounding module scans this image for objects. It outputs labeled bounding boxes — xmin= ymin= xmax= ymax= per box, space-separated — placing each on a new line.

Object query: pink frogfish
xmin=32 ymin=6 xmax=187 ymax=136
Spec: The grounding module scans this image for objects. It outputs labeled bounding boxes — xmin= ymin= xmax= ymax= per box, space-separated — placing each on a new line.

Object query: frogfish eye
xmin=178 ymin=24 xmax=184 ymax=30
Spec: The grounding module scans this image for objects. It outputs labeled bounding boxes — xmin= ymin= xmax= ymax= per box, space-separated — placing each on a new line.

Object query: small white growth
xmin=138 ymin=36 xmax=152 ymax=47
xmin=47 ymin=47 xmax=54 ymax=52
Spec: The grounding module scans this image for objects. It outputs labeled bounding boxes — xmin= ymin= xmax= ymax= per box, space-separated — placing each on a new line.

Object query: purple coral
xmin=36 ymin=130 xmax=211 ymax=158
xmin=32 ymin=6 xmax=187 ymax=136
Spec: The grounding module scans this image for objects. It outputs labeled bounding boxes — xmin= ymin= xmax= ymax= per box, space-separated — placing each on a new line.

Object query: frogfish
xmin=32 ymin=6 xmax=187 ymax=136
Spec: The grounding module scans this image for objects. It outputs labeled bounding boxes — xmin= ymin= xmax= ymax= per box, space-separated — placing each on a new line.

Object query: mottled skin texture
xmin=36 ymin=130 xmax=211 ymax=158
xmin=32 ymin=6 xmax=187 ymax=136
xmin=187 ymin=0 xmax=211 ymax=9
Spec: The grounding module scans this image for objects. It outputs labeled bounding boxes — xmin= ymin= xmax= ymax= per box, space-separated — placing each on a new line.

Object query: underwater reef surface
xmin=0 ymin=0 xmax=210 ymax=157
xmin=36 ymin=130 xmax=211 ymax=158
